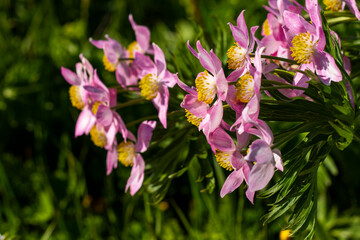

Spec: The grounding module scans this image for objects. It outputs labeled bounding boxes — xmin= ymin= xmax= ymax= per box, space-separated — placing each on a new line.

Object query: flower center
xmin=227 ymin=43 xmax=247 ymax=70
xmin=262 ymin=19 xmax=272 ymax=36
xmin=139 ymin=73 xmax=159 ymax=100
xmin=323 ymin=0 xmax=342 ymax=12
xmin=290 ymin=32 xmax=314 ymax=64
xmin=102 ymin=54 xmax=117 ymax=72
xmin=90 ymin=125 xmax=107 ymax=148
xmin=117 ymin=141 xmax=136 ymax=167
xmin=195 ymin=70 xmax=216 ymax=104
xmin=69 ymin=85 xmax=85 ymax=110
xmin=185 ymin=109 xmax=203 ymax=127
xmin=127 ymin=41 xmax=142 ymax=60
xmin=235 ymin=73 xmax=255 ymax=103
xmin=215 ymin=150 xmax=233 ymax=171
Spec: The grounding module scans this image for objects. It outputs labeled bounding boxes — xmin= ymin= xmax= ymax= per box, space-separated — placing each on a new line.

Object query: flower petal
xmin=220 ymin=170 xmax=244 ymax=198
xmin=135 ymin=120 xmax=157 ymax=153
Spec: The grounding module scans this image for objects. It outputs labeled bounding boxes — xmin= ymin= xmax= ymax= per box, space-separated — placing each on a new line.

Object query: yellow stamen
xmin=117 ymin=141 xmax=136 ymax=167
xmin=185 ymin=109 xmax=203 ymax=127
xmin=139 ymin=73 xmax=159 ymax=100
xmin=92 ymin=101 xmax=102 ymax=115
xmin=69 ymin=85 xmax=85 ymax=110
xmin=262 ymin=19 xmax=272 ymax=36
xmin=227 ymin=42 xmax=247 ymax=70
xmin=290 ymin=32 xmax=314 ymax=64
xmin=127 ymin=41 xmax=142 ymax=60
xmin=215 ymin=150 xmax=233 ymax=171
xmin=323 ymin=0 xmax=342 ymax=12
xmin=102 ymin=54 xmax=117 ymax=72
xmin=235 ymin=73 xmax=255 ymax=103
xmin=195 ymin=70 xmax=216 ymax=104
xmin=90 ymin=125 xmax=107 ymax=148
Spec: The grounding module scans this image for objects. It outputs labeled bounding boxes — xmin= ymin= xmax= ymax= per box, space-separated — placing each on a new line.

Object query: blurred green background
xmin=1 ymin=0 xmax=360 ymax=239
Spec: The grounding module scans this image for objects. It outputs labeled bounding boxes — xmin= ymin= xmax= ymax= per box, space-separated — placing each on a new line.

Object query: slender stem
xmin=328 ymin=17 xmax=358 ymax=27
xmin=261 ymin=86 xmax=308 ymax=91
xmin=250 ymin=53 xmax=298 ymax=65
xmin=262 ymin=79 xmax=292 ymax=85
xmin=112 ymin=98 xmax=146 ymax=110
xmin=126 ymin=110 xmax=184 ymax=128
xmin=119 ymin=57 xmax=134 ymax=61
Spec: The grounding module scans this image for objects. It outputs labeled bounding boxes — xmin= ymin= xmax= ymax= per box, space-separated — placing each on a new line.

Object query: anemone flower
xmin=134 ymin=43 xmax=178 ymax=129
xmin=226 ymin=10 xmax=259 ymax=82
xmin=116 ymin=120 xmax=157 ymax=195
xmin=283 ymin=0 xmax=342 ymax=85
xmin=187 ymin=40 xmax=228 ymax=104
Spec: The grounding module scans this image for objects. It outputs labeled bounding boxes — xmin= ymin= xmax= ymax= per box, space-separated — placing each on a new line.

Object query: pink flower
xmin=61 ymin=54 xmax=94 ymax=110
xmin=187 ymin=40 xmax=228 ymax=103
xmin=283 ymin=0 xmax=342 ymax=85
xmin=134 ymin=43 xmax=178 ymax=128
xmin=90 ymin=35 xmax=139 ymax=89
xmin=231 ymin=47 xmax=265 ymax=134
xmin=177 ymin=75 xmax=225 ymax=153
xmin=226 ymin=10 xmax=259 ymax=82
xmin=219 ymin=131 xmax=252 ymax=198
xmin=244 ymin=120 xmax=283 ymax=203
xmin=116 ymin=121 xmax=157 ymax=195
xmin=82 ymin=71 xmax=130 ymax=150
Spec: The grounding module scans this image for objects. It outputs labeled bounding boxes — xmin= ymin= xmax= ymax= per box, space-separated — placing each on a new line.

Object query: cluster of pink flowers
xmin=61 ymin=15 xmax=177 ymax=195
xmin=61 ymin=0 xmax=359 ymax=201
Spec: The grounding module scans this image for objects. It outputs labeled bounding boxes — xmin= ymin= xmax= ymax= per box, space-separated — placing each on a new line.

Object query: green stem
xmin=126 ymin=110 xmax=184 ymax=128
xmin=250 ymin=53 xmax=298 ymax=65
xmin=119 ymin=57 xmax=134 ymax=61
xmin=112 ymin=98 xmax=146 ymax=110
xmin=328 ymin=17 xmax=358 ymax=27
xmin=261 ymin=86 xmax=308 ymax=91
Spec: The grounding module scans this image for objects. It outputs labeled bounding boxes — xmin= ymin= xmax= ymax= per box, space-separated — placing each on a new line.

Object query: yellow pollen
xmin=185 ymin=109 xmax=203 ymax=127
xmin=117 ymin=141 xmax=136 ymax=167
xmin=323 ymin=0 xmax=342 ymax=12
xmin=290 ymin=32 xmax=314 ymax=64
xmin=127 ymin=41 xmax=142 ymax=60
xmin=227 ymin=42 xmax=247 ymax=70
xmin=91 ymin=101 xmax=102 ymax=115
xmin=215 ymin=150 xmax=233 ymax=171
xmin=139 ymin=73 xmax=159 ymax=100
xmin=262 ymin=19 xmax=272 ymax=36
xmin=195 ymin=70 xmax=216 ymax=104
xmin=69 ymin=85 xmax=84 ymax=110
xmin=90 ymin=125 xmax=107 ymax=148
xmin=102 ymin=54 xmax=117 ymax=72
xmin=235 ymin=73 xmax=255 ymax=103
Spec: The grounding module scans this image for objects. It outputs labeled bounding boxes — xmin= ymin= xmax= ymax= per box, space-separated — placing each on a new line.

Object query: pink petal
xmin=106 ymin=144 xmax=118 ymax=175
xmin=96 ymin=105 xmax=113 ymax=127
xmin=248 ymin=162 xmax=274 ymax=192
xmin=61 ymin=67 xmax=81 ymax=85
xmin=129 ymin=14 xmax=151 ymax=52
xmin=152 ymin=84 xmax=169 ymax=129
xmin=75 ymin=106 xmax=96 ymax=137
xmin=126 ymin=154 xmax=145 ymax=196
xmin=135 ymin=120 xmax=157 ymax=153
xmin=220 ymin=170 xmax=244 ymax=198
xmin=247 ymin=139 xmax=273 ymax=165
xmin=153 ymin=43 xmax=166 ymax=79
xmin=208 ymin=127 xmax=236 ymax=152
xmin=196 ymin=40 xmax=217 ymax=74
xmin=344 ymin=0 xmax=360 ymax=20
xmin=313 ymin=51 xmax=342 ymax=85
